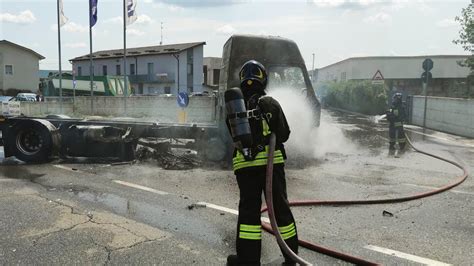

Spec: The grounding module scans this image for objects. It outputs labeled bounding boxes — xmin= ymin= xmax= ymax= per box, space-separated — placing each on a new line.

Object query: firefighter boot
xmin=227 ymin=255 xmax=238 ymax=266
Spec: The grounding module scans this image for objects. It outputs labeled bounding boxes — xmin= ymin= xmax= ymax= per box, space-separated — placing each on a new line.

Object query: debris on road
xmin=382 ymin=210 xmax=394 ymax=217
xmin=187 ymin=203 xmax=207 ymax=210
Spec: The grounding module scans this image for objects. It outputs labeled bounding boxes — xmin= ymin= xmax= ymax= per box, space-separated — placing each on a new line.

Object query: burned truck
xmin=0 ymin=35 xmax=320 ymax=164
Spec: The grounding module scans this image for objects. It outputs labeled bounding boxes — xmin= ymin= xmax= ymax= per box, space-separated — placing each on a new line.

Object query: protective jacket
xmin=386 ymin=103 xmax=406 ymax=128
xmin=231 ymin=95 xmax=290 ymax=172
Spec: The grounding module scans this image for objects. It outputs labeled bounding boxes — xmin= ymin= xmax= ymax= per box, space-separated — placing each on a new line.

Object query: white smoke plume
xmin=268 ymin=88 xmax=357 ymax=159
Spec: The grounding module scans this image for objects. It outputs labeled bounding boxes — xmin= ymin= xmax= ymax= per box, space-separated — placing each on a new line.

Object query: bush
xmin=317 ymin=81 xmax=388 ymax=115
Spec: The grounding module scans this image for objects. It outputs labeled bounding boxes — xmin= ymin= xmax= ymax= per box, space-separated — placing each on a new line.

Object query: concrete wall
xmin=5 ymin=96 xmax=217 ymax=124
xmin=411 ymin=96 xmax=474 ymax=138
xmin=0 ymin=43 xmax=41 ymax=92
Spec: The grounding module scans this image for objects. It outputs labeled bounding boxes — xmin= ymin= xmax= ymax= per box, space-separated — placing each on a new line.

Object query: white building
xmin=0 ymin=40 xmax=45 ymax=95
xmin=313 ymin=55 xmax=471 ymax=97
xmin=203 ymin=57 xmax=222 ymax=89
xmin=70 ymin=42 xmax=205 ymax=95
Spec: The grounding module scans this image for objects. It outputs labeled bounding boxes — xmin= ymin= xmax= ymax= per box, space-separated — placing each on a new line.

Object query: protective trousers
xmin=235 ymin=164 xmax=298 ymax=265
xmin=389 ymin=124 xmax=406 ymax=150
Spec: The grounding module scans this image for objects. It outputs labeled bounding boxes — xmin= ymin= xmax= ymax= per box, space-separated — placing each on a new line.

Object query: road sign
xmin=372 ymin=70 xmax=384 ymax=84
xmin=177 ymin=92 xmax=189 ymax=108
xmin=421 ymin=72 xmax=432 ymax=83
xmin=422 ymin=58 xmax=434 ymax=71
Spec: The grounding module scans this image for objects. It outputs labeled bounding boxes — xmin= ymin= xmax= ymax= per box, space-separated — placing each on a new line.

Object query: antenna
xmin=160 ymin=22 xmax=163 ymax=45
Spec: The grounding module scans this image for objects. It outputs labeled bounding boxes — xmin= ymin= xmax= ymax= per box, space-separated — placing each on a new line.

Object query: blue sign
xmin=177 ymin=92 xmax=189 ymax=108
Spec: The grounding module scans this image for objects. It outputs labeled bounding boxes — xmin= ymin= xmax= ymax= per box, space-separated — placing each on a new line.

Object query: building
xmin=203 ymin=57 xmax=222 ymax=90
xmin=70 ymin=42 xmax=205 ymax=95
xmin=0 ymin=40 xmax=45 ymax=95
xmin=313 ymin=55 xmax=471 ymax=97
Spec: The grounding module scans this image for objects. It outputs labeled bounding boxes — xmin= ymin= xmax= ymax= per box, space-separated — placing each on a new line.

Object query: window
xmin=130 ymin=64 xmax=135 ymax=75
xmin=213 ymin=69 xmax=220 ymax=85
xmin=147 ymin=63 xmax=154 ymax=76
xmin=187 ymin=64 xmax=193 ymax=75
xmin=116 ymin=65 xmax=121 ymax=75
xmin=164 ymin=86 xmax=171 ymax=94
xmin=103 ymin=65 xmax=107 ymax=75
xmin=5 ymin=65 xmax=13 ymax=75
xmin=77 ymin=66 xmax=82 ymax=76
xmin=267 ymin=66 xmax=306 ymax=90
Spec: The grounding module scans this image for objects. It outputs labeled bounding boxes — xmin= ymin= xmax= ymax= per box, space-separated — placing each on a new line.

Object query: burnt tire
xmin=7 ymin=120 xmax=59 ymax=163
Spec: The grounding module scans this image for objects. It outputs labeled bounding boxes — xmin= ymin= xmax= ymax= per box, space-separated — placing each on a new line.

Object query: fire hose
xmin=263 ymin=132 xmax=469 ymax=265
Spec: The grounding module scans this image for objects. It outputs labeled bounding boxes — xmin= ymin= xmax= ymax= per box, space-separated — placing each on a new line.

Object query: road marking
xmin=112 ymin=180 xmax=169 ymax=195
xmin=197 ymin=201 xmax=270 ymax=223
xmin=364 ymin=245 xmax=452 ymax=266
xmin=405 ymin=129 xmax=474 ymax=148
xmin=53 ymin=164 xmax=86 ymax=173
xmin=402 ymin=183 xmax=474 ymax=196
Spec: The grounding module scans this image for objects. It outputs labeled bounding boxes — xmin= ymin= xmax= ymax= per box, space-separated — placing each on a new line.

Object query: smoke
xmin=267 ymin=88 xmax=357 ymax=159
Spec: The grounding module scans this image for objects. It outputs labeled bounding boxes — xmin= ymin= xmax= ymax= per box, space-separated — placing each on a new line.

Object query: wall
xmin=0 ymin=43 xmax=40 ymax=92
xmin=4 ymin=96 xmax=217 ymax=124
xmin=411 ymin=96 xmax=474 ymax=138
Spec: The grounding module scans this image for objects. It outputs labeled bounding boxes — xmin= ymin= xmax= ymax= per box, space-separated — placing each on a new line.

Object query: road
xmin=1 ymin=109 xmax=473 ymax=265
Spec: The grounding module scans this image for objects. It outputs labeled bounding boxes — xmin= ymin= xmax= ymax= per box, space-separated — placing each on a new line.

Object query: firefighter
xmin=226 ymin=60 xmax=298 ymax=266
xmin=386 ymin=92 xmax=406 ymax=155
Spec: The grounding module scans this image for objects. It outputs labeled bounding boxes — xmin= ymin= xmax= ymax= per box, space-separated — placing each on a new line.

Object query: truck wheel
xmin=8 ymin=120 xmax=59 ymax=163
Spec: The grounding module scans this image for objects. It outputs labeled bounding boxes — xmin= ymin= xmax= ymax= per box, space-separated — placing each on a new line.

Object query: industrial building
xmin=203 ymin=57 xmax=222 ymax=90
xmin=0 ymin=40 xmax=45 ymax=95
xmin=313 ymin=55 xmax=472 ymax=97
xmin=70 ymin=42 xmax=205 ymax=95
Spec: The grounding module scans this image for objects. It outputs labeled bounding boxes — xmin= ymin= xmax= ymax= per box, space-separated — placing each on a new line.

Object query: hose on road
xmin=263 ymin=133 xmax=469 ymax=265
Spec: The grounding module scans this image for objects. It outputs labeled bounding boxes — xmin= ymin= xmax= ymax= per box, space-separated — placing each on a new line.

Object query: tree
xmin=453 ymin=3 xmax=474 ymax=74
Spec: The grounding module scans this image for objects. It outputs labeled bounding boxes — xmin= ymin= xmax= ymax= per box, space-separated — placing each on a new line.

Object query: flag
xmin=59 ymin=0 xmax=68 ymax=27
xmin=90 ymin=0 xmax=98 ymax=27
xmin=126 ymin=0 xmax=137 ymax=26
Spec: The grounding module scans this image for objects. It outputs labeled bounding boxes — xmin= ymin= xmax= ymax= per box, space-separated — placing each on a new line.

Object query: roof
xmin=319 ymin=55 xmax=470 ymax=70
xmin=0 ymin=40 xmax=45 ymax=60
xmin=71 ymin=41 xmax=206 ymax=61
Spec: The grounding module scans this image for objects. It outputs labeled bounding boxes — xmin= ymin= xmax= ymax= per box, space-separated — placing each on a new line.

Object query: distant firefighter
xmin=386 ymin=92 xmax=406 ymax=155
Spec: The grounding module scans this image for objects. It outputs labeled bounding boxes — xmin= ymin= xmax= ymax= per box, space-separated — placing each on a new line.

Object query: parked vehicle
xmin=10 ymin=93 xmax=37 ymax=102
xmin=0 ymin=96 xmax=12 ymax=102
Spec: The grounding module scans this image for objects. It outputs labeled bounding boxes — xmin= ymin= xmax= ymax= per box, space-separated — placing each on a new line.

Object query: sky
xmin=0 ymin=0 xmax=470 ymax=71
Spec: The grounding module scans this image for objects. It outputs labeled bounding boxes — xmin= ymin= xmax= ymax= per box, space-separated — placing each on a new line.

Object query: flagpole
xmin=89 ymin=0 xmax=94 ymax=114
xmin=123 ymin=0 xmax=128 ymax=115
xmin=57 ymin=0 xmax=63 ymax=112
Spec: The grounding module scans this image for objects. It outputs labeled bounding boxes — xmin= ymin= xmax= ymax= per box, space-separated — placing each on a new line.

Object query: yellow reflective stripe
xmin=393 ymin=110 xmax=399 ymax=116
xmin=262 ymin=119 xmax=270 ymax=136
xmin=233 ymin=154 xmax=284 ymax=165
xmin=233 ymin=150 xmax=284 ymax=163
xmin=281 ymin=230 xmax=297 ymax=240
xmin=398 ymin=139 xmax=406 ymax=143
xmin=240 ymin=224 xmax=261 ymax=232
xmin=239 ymin=232 xmax=262 ymax=240
xmin=278 ymin=223 xmax=295 ymax=232
xmin=233 ymin=157 xmax=285 ymax=171
xmin=394 ymin=122 xmax=403 ymax=127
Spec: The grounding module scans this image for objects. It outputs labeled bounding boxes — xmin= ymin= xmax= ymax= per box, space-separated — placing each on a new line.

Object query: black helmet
xmin=239 ymin=60 xmax=267 ymax=89
xmin=392 ymin=92 xmax=402 ymax=104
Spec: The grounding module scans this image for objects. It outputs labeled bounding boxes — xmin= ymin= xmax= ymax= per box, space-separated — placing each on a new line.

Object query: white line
xmin=113 ymin=180 xmax=169 ymax=195
xmin=53 ymin=164 xmax=85 ymax=173
xmin=197 ymin=201 xmax=271 ymax=223
xmin=402 ymin=183 xmax=474 ymax=196
xmin=365 ymin=245 xmax=452 ymax=266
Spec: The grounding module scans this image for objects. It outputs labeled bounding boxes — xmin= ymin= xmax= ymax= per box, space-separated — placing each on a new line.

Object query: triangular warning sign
xmin=372 ymin=70 xmax=384 ymax=80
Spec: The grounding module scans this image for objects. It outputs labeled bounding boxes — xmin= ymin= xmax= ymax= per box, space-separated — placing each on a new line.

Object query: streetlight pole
xmin=173 ymin=53 xmax=180 ymax=94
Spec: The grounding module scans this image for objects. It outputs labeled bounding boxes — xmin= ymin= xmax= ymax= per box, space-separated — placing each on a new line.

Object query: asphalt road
xmin=0 ymin=109 xmax=473 ymax=265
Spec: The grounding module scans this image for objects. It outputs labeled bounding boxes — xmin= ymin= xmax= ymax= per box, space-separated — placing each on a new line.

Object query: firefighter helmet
xmin=239 ymin=60 xmax=268 ymax=89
